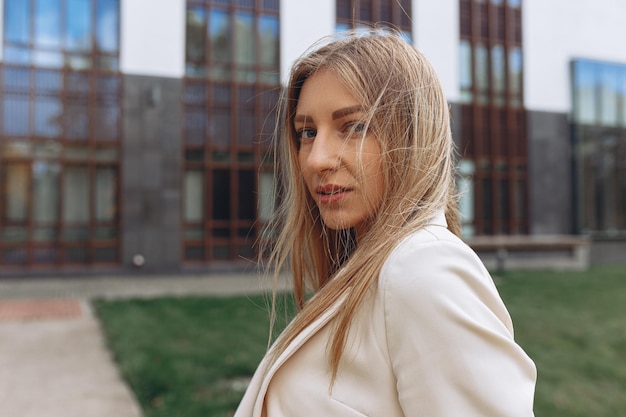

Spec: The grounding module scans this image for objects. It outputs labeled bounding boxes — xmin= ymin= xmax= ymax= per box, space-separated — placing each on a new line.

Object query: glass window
xmin=234 ymin=11 xmax=255 ymax=82
xmin=572 ymin=59 xmax=626 ymax=235
xmin=184 ymin=170 xmax=205 ymax=222
xmin=459 ymin=41 xmax=473 ymax=90
xmin=211 ymin=110 xmax=231 ymax=146
xmin=509 ymin=47 xmax=523 ymax=104
xmin=491 ymin=45 xmax=505 ymax=99
xmin=65 ymin=101 xmax=90 ymax=139
xmin=185 ymin=107 xmax=208 ymax=145
xmin=238 ymin=170 xmax=256 ymax=220
xmin=66 ymin=0 xmax=93 ymax=51
xmin=186 ymin=8 xmax=206 ymax=71
xmin=35 ymin=0 xmax=62 ymax=48
xmin=5 ymin=0 xmax=30 ymax=44
xmin=2 ymin=95 xmax=29 ymax=136
xmin=620 ymin=71 xmax=626 ymax=128
xmin=208 ymin=8 xmax=231 ymax=80
xmin=573 ymin=60 xmax=597 ymax=124
xmin=336 ymin=0 xmax=413 ymax=38
xmin=32 ymin=161 xmax=60 ymax=223
xmin=63 ymin=166 xmax=90 ymax=223
xmin=259 ymin=14 xmax=279 ymax=83
xmin=475 ymin=44 xmax=488 ymax=102
xmin=5 ymin=164 xmax=29 ymax=221
xmin=1 ymin=0 xmax=121 ymax=268
xmin=213 ymin=170 xmax=231 ymax=220
xmin=33 ymin=50 xmax=63 ymax=68
xmin=183 ymin=1 xmax=279 ymax=262
xmin=95 ymin=167 xmax=117 ymax=221
xmin=96 ymin=0 xmax=119 ymax=53
xmin=34 ymin=96 xmax=62 ymax=137
xmin=599 ymin=64 xmax=620 ymax=126
xmin=457 ymin=160 xmax=475 ymax=237
xmin=3 ymin=67 xmax=30 ymax=92
xmin=258 ymin=171 xmax=275 ymax=223
xmin=4 ymin=46 xmax=31 ymax=65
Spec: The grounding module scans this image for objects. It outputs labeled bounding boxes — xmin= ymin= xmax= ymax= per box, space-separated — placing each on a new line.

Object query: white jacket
xmin=235 ymin=212 xmax=537 ymax=417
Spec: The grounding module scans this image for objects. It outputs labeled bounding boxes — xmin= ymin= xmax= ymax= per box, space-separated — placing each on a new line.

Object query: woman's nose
xmin=304 ymin=130 xmax=340 ymax=173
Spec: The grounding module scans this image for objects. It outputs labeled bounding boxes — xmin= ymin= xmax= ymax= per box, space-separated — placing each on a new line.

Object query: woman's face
xmin=295 ymin=69 xmax=384 ymax=239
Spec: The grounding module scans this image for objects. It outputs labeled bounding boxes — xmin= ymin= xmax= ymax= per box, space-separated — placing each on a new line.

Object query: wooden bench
xmin=464 ymin=235 xmax=591 ymax=272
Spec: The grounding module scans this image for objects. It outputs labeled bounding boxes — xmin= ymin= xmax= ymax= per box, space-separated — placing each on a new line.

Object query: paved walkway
xmin=0 ymin=272 xmax=289 ymax=417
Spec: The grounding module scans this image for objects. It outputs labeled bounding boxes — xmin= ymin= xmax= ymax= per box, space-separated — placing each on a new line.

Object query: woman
xmin=236 ymin=32 xmax=536 ymax=417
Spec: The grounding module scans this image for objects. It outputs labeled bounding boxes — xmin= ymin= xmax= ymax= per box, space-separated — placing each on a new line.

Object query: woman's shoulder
xmin=378 ymin=218 xmax=493 ymax=296
xmin=376 ymin=216 xmax=514 ymax=333
xmin=385 ymin=218 xmax=476 ymax=268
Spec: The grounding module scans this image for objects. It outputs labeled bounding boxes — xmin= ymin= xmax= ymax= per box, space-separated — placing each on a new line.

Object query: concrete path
xmin=0 ymin=273 xmax=290 ymax=417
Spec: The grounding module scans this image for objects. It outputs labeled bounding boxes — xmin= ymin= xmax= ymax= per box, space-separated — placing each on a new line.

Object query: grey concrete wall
xmin=121 ymin=74 xmax=182 ymax=272
xmin=590 ymin=238 xmax=626 ymax=264
xmin=527 ymin=110 xmax=574 ymax=235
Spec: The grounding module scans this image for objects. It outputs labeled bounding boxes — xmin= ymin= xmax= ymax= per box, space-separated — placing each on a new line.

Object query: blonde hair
xmin=263 ymin=31 xmax=460 ymax=380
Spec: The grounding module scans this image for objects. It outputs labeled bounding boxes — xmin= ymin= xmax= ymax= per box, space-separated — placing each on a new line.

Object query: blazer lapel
xmin=241 ymin=296 xmax=344 ymax=417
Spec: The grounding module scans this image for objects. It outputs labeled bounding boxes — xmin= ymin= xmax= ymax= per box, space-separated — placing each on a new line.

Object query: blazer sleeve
xmin=380 ymin=236 xmax=536 ymax=416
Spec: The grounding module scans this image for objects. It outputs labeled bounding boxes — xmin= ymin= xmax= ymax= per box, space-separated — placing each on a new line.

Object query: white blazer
xmin=235 ymin=212 xmax=537 ymax=417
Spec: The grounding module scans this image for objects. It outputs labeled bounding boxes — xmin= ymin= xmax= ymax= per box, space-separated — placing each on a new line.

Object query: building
xmin=0 ymin=0 xmax=624 ymax=276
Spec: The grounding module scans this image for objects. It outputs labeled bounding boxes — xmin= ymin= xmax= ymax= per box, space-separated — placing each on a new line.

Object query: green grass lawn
xmin=94 ymin=264 xmax=626 ymax=417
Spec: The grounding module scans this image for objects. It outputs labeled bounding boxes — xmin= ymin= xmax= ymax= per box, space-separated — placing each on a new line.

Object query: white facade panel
xmin=524 ymin=0 xmax=626 ymax=113
xmin=280 ymin=0 xmax=336 ymax=84
xmin=413 ymin=0 xmax=460 ymax=102
xmin=120 ymin=0 xmax=186 ymax=77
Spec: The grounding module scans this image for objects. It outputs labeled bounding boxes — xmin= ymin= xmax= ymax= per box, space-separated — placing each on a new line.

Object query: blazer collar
xmin=241 ymin=295 xmax=345 ymax=417
xmin=430 ymin=210 xmax=447 ymax=228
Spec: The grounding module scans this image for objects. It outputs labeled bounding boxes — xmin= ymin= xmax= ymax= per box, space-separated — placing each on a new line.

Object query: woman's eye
xmin=343 ymin=121 xmax=367 ymax=136
xmin=296 ymin=128 xmax=316 ymax=141
xmin=352 ymin=122 xmax=367 ymax=133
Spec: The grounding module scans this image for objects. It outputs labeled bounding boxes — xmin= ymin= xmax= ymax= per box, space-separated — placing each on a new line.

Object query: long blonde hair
xmin=263 ymin=31 xmax=460 ymax=379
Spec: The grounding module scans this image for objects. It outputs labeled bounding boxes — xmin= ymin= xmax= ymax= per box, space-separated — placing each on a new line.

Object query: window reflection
xmin=474 ymin=44 xmax=488 ymax=103
xmin=5 ymin=0 xmax=30 ymax=43
xmin=184 ymin=170 xmax=205 ymax=222
xmin=5 ymin=164 xmax=29 ymax=222
xmin=572 ymin=59 xmax=625 ymax=126
xmin=2 ymin=95 xmax=29 ymax=136
xmin=234 ymin=11 xmax=255 ymax=82
xmin=4 ymin=0 xmax=119 ymax=69
xmin=183 ymin=1 xmax=279 ymax=262
xmin=209 ymin=8 xmax=231 ymax=80
xmin=459 ymin=41 xmax=472 ymax=103
xmin=1 ymin=0 xmax=121 ymax=266
xmin=491 ymin=45 xmax=505 ymax=102
xmin=34 ymin=97 xmax=62 ymax=137
xmin=64 ymin=166 xmax=90 ymax=223
xmin=95 ymin=168 xmax=117 ymax=221
xmin=509 ymin=47 xmax=523 ymax=106
xmin=66 ymin=0 xmax=92 ymax=51
xmin=33 ymin=50 xmax=63 ymax=68
xmin=96 ymin=0 xmax=119 ymax=52
xmin=572 ymin=58 xmax=626 ymax=235
xmin=4 ymin=46 xmax=31 ymax=65
xmin=33 ymin=161 xmax=60 ymax=223
xmin=35 ymin=0 xmax=61 ymax=48
xmin=599 ymin=65 xmax=620 ymax=126
xmin=259 ymin=15 xmax=279 ymax=68
xmin=186 ymin=8 xmax=206 ymax=76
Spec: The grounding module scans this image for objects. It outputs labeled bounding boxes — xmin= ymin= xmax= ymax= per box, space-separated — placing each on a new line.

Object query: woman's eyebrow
xmin=293 ymin=114 xmax=311 ymax=123
xmin=332 ymin=105 xmax=364 ymax=120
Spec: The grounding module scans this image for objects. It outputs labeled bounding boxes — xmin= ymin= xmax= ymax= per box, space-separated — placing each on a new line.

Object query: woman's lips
xmin=316 ymin=184 xmax=351 ymax=205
